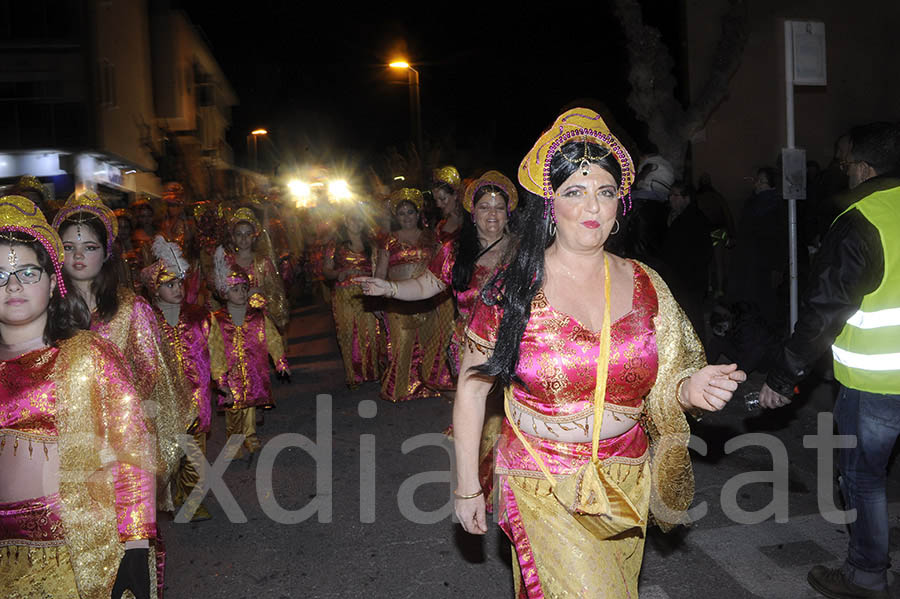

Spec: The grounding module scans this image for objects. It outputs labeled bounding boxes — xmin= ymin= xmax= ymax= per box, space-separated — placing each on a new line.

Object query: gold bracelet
xmin=453 ymin=488 xmax=484 ymax=500
xmin=675 ymin=376 xmax=691 ymax=410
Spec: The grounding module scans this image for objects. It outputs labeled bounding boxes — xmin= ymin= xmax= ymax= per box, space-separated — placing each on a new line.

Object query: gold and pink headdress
xmin=462 ymin=170 xmax=519 ymax=213
xmin=140 ymin=235 xmax=189 ymax=295
xmin=228 ymin=207 xmax=261 ymax=232
xmin=433 ymin=166 xmax=461 ymax=189
xmin=52 ymin=190 xmax=118 ymax=255
xmin=389 ymin=188 xmax=424 ymax=215
xmin=0 ymin=195 xmax=68 ymax=297
xmin=213 ymin=245 xmax=249 ymax=295
xmin=519 ymin=108 xmax=636 ymax=221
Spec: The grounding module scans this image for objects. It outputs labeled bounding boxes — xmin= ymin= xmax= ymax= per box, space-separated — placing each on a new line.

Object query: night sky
xmin=175 ymin=1 xmax=681 ymax=184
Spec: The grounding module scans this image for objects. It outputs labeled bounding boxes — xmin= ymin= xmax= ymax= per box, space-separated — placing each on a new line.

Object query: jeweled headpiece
xmin=463 ymin=170 xmax=519 ymax=213
xmin=433 ymin=166 xmax=461 ymax=188
xmin=140 ymin=235 xmax=189 ymax=295
xmin=16 ymin=175 xmax=45 ymax=197
xmin=519 ymin=108 xmax=636 ymax=222
xmin=213 ymin=245 xmax=249 ymax=295
xmin=163 ymin=182 xmax=185 ymax=205
xmin=0 ymin=195 xmax=68 ymax=297
xmin=52 ymin=190 xmax=118 ymax=254
xmin=228 ymin=207 xmax=261 ymax=231
xmin=389 ymin=188 xmax=424 ymax=215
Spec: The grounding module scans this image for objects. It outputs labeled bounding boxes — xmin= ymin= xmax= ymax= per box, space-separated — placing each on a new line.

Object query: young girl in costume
xmin=0 ymin=195 xmax=157 ymax=599
xmin=211 ymin=248 xmax=289 ymax=459
xmin=141 ymin=236 xmax=226 ymax=521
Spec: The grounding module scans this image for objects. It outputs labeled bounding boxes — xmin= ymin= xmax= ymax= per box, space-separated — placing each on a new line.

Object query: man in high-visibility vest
xmin=761 ymin=121 xmax=900 ymax=599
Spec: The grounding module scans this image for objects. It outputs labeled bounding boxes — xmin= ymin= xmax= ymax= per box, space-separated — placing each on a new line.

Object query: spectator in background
xmin=729 ymin=166 xmax=788 ymax=330
xmin=660 ymin=181 xmax=713 ymax=336
xmin=695 ymin=173 xmax=736 ymax=297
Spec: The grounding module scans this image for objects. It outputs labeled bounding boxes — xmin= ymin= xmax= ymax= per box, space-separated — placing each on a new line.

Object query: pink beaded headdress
xmin=52 ymin=190 xmax=118 ymax=255
xmin=518 ymin=108 xmax=636 ymax=222
xmin=0 ymin=195 xmax=68 ymax=297
xmin=463 ymin=170 xmax=519 ymax=213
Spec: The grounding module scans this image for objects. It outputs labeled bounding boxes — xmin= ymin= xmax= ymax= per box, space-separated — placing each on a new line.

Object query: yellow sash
xmin=504 ymin=255 xmax=646 ymax=539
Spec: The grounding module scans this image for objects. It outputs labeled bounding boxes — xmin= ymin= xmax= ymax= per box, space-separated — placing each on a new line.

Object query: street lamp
xmin=249 ymin=129 xmax=267 ymax=171
xmin=389 ymin=60 xmax=422 ymax=153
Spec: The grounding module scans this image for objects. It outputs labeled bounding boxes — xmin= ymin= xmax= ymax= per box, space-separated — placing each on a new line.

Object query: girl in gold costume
xmin=0 ymin=195 xmax=157 ymax=599
xmin=453 ymin=109 xmax=746 ymax=598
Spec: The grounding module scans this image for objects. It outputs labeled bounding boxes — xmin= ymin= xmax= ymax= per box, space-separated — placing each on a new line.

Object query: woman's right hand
xmin=353 ymin=276 xmax=391 ymax=296
xmin=455 ymin=492 xmax=487 ymax=535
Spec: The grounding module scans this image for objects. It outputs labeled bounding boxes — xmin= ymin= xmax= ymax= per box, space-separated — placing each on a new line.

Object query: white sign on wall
xmin=790 ymin=21 xmax=827 ymax=86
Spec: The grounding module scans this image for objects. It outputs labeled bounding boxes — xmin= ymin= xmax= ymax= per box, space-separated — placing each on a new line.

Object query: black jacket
xmin=765 ymin=175 xmax=899 ymax=396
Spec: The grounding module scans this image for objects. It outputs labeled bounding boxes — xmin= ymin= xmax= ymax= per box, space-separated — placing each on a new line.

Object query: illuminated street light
xmin=251 ymin=129 xmax=268 ymax=136
xmin=248 ymin=128 xmax=268 ymax=171
xmin=288 ymin=179 xmax=310 ymax=197
xmin=388 ymin=59 xmax=422 ymax=152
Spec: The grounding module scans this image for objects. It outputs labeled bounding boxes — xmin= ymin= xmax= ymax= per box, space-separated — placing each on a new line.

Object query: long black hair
xmin=451 ymin=184 xmax=513 ymax=293
xmin=1 ymin=232 xmax=90 ymax=345
xmin=58 ymin=214 xmax=121 ymax=323
xmin=475 ymin=141 xmax=622 ymax=387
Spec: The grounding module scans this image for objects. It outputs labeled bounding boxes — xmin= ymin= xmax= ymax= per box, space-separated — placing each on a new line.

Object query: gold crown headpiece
xmin=16 ymin=175 xmax=46 ymax=197
xmin=228 ymin=207 xmax=261 ymax=231
xmin=389 ymin=188 xmax=424 ymax=215
xmin=433 ymin=166 xmax=461 ymax=188
xmin=519 ymin=108 xmax=635 ymax=221
xmin=163 ymin=182 xmax=185 ymax=205
xmin=0 ymin=195 xmax=68 ymax=297
xmin=52 ymin=190 xmax=118 ymax=254
xmin=463 ymin=170 xmax=519 ymax=213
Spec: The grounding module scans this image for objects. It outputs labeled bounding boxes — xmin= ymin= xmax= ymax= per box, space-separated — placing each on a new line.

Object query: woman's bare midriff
xmin=507 ymin=403 xmax=639 ymax=443
xmin=0 ymin=432 xmax=60 ymax=503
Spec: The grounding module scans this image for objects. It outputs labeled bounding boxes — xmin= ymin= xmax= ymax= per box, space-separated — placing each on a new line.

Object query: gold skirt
xmin=0 ymin=545 xmax=80 ymax=599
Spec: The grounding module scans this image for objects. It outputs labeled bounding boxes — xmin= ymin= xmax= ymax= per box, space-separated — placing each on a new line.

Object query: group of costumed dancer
xmin=0 ymin=185 xmax=290 ymax=598
xmin=2 ymin=106 xmax=747 ymax=599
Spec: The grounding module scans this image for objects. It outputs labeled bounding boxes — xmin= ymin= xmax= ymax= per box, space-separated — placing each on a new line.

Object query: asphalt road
xmin=159 ymin=300 xmax=900 ymax=598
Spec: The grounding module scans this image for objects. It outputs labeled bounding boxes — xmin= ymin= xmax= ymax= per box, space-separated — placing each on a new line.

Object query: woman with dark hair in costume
xmin=374 ymin=188 xmax=445 ymax=402
xmin=0 ymin=195 xmax=157 ymax=598
xmin=322 ymin=205 xmax=383 ymax=388
xmin=453 ymin=109 xmax=746 ymax=597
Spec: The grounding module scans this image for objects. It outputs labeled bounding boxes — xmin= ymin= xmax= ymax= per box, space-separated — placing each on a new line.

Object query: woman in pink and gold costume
xmin=453 ymin=109 xmax=747 ymax=598
xmin=0 ymin=195 xmax=157 ymax=599
xmin=374 ymin=188 xmax=448 ymax=401
xmin=322 ymin=206 xmax=383 ymax=388
xmin=141 ymin=236 xmax=226 ymax=521
xmin=211 ymin=251 xmax=289 ymax=458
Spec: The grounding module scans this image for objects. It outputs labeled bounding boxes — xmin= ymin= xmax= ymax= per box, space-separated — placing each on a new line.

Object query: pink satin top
xmin=435 ymin=218 xmax=461 ymax=244
xmin=427 ymin=239 xmax=492 ymax=327
xmin=158 ymin=304 xmax=215 ymax=433
xmin=0 ymin=343 xmax=155 ymax=542
xmin=466 ymin=261 xmax=660 ymax=419
xmin=330 ymin=242 xmax=374 ymax=288
xmin=384 ymin=232 xmax=436 ymax=268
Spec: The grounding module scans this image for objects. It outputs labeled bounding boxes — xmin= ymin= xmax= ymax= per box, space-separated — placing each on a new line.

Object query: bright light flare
xmin=328 ymin=179 xmax=352 ymax=201
xmin=288 ymin=179 xmax=310 ymax=198
xmin=389 ymin=61 xmax=410 ymax=69
xmin=251 ymin=129 xmax=268 ymax=136
xmin=393 ymin=175 xmax=405 ymax=181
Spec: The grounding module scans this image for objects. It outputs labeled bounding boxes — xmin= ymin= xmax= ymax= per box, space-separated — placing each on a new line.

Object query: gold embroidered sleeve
xmin=259 ymin=256 xmax=289 ymax=331
xmin=641 ymin=263 xmax=707 ymax=531
xmin=265 ymin=314 xmax=290 ymax=374
xmin=208 ymin=313 xmax=227 ymax=382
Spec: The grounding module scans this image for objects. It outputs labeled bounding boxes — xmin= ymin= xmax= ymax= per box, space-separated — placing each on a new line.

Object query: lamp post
xmin=249 ymin=128 xmax=267 ymax=171
xmin=389 ymin=61 xmax=422 ymax=153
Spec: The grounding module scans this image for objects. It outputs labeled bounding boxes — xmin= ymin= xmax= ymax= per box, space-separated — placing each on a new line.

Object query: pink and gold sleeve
xmin=427 ymin=240 xmax=456 ymax=287
xmin=464 ymin=297 xmax=502 ymax=355
xmin=265 ymin=315 xmax=290 ymax=375
xmin=92 ymin=339 xmax=157 ymax=541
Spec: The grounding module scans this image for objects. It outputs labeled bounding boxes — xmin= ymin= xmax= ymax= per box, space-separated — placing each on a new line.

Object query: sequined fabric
xmin=154 ymin=304 xmax=223 ymax=433
xmin=212 ymin=308 xmax=287 ymax=409
xmin=246 ymin=254 xmax=289 ymax=332
xmin=0 ymin=347 xmax=58 ymax=440
xmin=0 ymin=543 xmax=81 ymax=599
xmin=328 ymin=243 xmax=383 ymax=387
xmin=52 ymin=332 xmax=157 ymax=598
